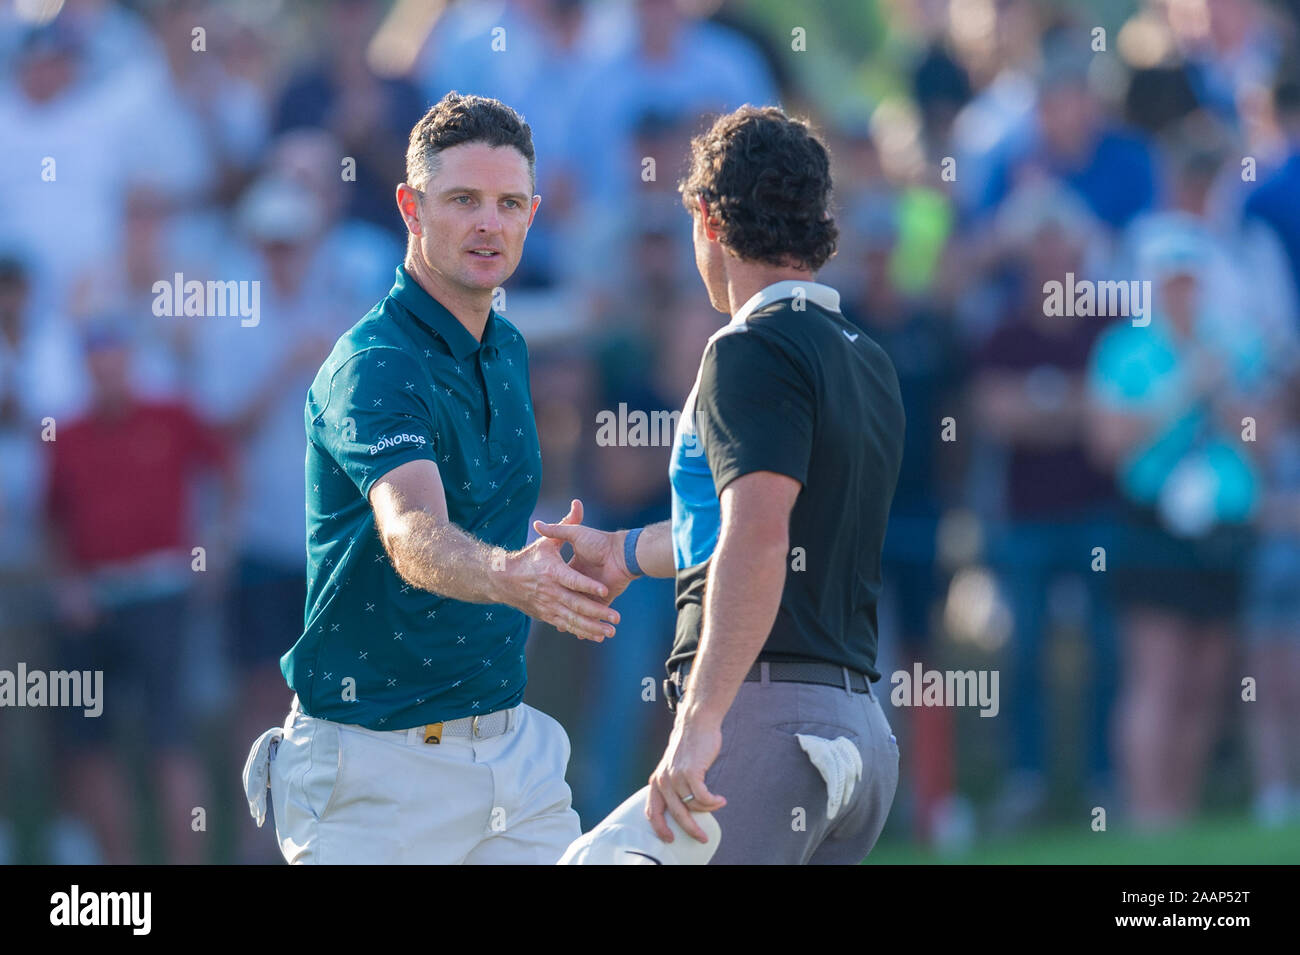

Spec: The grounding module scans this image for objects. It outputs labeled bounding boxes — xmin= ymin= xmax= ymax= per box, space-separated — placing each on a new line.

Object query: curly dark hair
xmin=678 ymin=105 xmax=837 ymax=272
xmin=406 ymin=91 xmax=535 ymax=192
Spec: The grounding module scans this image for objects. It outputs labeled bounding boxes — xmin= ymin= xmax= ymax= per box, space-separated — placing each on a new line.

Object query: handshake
xmin=495 ymin=498 xmax=637 ymax=642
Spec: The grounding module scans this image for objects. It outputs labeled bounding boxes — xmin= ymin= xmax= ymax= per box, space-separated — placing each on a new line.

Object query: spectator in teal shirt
xmin=1087 ymin=225 xmax=1269 ymax=829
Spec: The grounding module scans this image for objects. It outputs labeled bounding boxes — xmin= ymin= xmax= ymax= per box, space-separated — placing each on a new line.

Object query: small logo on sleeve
xmin=369 ymin=433 xmax=428 ymax=455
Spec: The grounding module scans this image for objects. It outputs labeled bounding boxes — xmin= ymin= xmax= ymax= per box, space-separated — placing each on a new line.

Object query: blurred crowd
xmin=1 ymin=0 xmax=1299 ymax=863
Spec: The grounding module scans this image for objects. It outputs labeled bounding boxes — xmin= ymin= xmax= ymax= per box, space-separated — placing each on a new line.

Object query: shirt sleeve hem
xmin=711 ymin=459 xmax=807 ymax=497
xmin=357 ymin=449 xmax=441 ymax=500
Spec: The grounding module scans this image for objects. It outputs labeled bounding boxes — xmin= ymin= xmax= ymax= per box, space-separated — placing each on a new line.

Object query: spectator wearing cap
xmin=1124 ymin=138 xmax=1300 ymax=826
xmin=44 ymin=320 xmax=239 ymax=862
xmin=1086 ymin=225 xmax=1268 ymax=828
xmin=1127 ymin=122 xmax=1297 ymax=358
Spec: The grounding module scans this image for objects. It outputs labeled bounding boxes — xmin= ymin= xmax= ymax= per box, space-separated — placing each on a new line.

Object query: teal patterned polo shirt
xmin=282 ymin=266 xmax=542 ymax=729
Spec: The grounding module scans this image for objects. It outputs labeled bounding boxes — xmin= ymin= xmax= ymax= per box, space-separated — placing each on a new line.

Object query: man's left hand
xmin=533 ymin=501 xmax=636 ymax=605
xmin=646 ymin=711 xmax=727 ymax=843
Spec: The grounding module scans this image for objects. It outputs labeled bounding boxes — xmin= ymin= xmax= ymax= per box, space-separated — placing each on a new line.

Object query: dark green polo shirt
xmin=281 ymin=265 xmax=542 ymax=730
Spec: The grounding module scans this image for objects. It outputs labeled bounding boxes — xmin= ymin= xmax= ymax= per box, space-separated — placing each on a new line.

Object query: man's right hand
xmin=532 ymin=504 xmax=636 ymax=606
xmin=497 ymin=500 xmax=621 ymax=642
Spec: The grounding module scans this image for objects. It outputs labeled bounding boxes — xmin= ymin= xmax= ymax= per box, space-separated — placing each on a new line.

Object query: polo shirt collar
xmin=389 ymin=265 xmax=498 ymax=362
xmin=730 ymin=279 xmax=841 ymax=326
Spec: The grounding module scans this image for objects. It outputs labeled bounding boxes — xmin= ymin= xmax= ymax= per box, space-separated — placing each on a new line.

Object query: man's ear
xmin=527 ymin=194 xmax=541 ymax=228
xmin=696 ymin=194 xmax=719 ymax=242
xmin=397 ymin=183 xmax=423 ymax=236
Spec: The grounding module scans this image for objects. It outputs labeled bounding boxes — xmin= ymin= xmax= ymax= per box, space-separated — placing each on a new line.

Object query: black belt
xmin=664 ymin=659 xmax=872 ymax=712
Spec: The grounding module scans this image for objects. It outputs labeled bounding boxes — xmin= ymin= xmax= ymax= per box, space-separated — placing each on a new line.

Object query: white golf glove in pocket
xmin=242 ymin=727 xmax=284 ymax=828
xmin=796 ymin=733 xmax=863 ymax=821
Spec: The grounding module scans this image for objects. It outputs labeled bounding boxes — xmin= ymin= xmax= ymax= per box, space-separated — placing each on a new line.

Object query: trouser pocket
xmin=272 ymin=711 xmax=344 ymax=827
xmin=301 ymin=717 xmax=344 ymax=821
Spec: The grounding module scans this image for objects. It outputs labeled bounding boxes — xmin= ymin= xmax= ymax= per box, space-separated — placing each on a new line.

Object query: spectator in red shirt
xmin=45 ymin=321 xmax=239 ymax=864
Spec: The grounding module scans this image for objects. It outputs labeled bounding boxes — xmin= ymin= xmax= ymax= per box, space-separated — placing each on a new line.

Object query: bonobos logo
xmin=369 ymin=432 xmax=427 ymax=455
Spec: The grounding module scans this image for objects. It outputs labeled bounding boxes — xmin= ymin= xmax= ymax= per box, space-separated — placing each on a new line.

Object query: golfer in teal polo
xmin=241 ymin=93 xmax=621 ymax=865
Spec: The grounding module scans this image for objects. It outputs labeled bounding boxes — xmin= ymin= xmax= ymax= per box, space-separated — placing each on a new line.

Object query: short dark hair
xmin=406 ymin=91 xmax=536 ymax=192
xmin=678 ymin=105 xmax=837 ymax=272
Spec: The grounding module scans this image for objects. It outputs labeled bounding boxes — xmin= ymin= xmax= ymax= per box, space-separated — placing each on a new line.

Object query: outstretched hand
xmin=533 ymin=500 xmax=636 ymax=607
xmin=504 ymin=499 xmax=620 ymax=642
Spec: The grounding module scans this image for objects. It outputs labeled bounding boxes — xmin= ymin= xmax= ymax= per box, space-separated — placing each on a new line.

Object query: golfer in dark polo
xmin=537 ymin=105 xmax=906 ymax=863
xmin=242 ymin=92 xmax=621 ymax=865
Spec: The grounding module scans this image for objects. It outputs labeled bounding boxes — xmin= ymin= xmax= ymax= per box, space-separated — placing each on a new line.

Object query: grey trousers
xmin=691 ymin=664 xmax=899 ymax=864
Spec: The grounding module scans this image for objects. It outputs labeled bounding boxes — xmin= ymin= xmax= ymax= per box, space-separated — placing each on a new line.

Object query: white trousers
xmin=270 ymin=696 xmax=581 ymax=864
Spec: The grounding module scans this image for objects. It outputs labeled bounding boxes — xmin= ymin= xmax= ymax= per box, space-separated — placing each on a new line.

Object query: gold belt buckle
xmin=423 ymin=722 xmax=443 ymax=744
xmin=471 ymin=714 xmax=482 ymax=738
